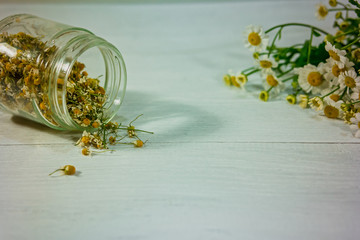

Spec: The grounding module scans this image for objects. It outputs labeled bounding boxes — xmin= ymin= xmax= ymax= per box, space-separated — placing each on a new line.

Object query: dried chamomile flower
xmin=76 ymin=114 xmax=153 ymax=156
xmin=49 ymin=165 xmax=76 ymax=176
xmin=133 ymin=140 xmax=144 ymax=148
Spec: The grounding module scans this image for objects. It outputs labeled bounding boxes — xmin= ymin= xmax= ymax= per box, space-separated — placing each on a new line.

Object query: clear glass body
xmin=0 ymin=14 xmax=126 ymax=130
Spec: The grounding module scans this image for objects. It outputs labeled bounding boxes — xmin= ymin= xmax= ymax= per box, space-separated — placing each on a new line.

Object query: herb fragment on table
xmin=76 ymin=114 xmax=154 ymax=156
xmin=49 ymin=165 xmax=76 ymax=176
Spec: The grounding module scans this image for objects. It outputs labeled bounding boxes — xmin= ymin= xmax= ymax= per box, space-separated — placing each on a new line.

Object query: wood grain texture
xmin=0 ymin=1 xmax=359 ymax=240
xmin=1 ymin=143 xmax=360 ymax=240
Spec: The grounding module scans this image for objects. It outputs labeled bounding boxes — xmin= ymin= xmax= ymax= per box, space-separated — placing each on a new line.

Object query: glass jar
xmin=0 ymin=14 xmax=127 ymax=130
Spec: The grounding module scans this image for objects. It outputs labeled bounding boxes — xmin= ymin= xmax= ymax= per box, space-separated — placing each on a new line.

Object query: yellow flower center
xmin=266 ymin=75 xmax=278 ymax=87
xmin=335 ymin=30 xmax=345 ymax=43
xmin=286 ymin=95 xmax=296 ymax=105
xmin=248 ymin=32 xmax=261 ymax=46
xmin=230 ymin=76 xmax=240 ymax=88
xmin=259 ymin=91 xmax=269 ymax=102
xmin=307 ymin=71 xmax=323 ymax=86
xmin=352 ymin=49 xmax=360 ymax=61
xmin=259 ymin=60 xmax=272 ymax=69
xmin=344 ymin=76 xmax=356 ymax=88
xmin=329 ymin=94 xmax=340 ymax=102
xmin=340 ymin=21 xmax=350 ymax=30
xmin=329 ymin=0 xmax=337 ymax=7
xmin=324 ymin=105 xmax=339 ymax=119
xmin=223 ymin=75 xmax=231 ymax=86
xmin=311 ymin=99 xmax=320 ymax=107
xmin=236 ymin=75 xmax=247 ymax=84
xmin=81 ymin=136 xmax=90 ymax=144
xmin=331 ymin=64 xmax=343 ymax=77
xmin=318 ymin=5 xmax=328 ymax=17
xmin=328 ymin=50 xmax=340 ymax=61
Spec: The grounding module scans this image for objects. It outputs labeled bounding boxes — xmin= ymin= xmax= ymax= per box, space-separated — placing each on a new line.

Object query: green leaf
xmin=355 ymin=9 xmax=360 ymax=18
xmin=313 ymin=30 xmax=321 ymax=37
xmin=349 ymin=0 xmax=360 ymax=8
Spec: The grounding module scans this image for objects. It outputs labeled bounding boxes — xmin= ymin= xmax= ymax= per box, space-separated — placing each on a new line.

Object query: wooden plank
xmin=0 ymin=143 xmax=359 ymax=239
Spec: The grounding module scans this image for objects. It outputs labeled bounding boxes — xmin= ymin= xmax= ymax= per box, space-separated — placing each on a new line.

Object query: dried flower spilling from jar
xmin=0 ymin=32 xmax=57 ymax=124
xmin=0 ymin=32 xmax=153 ymax=155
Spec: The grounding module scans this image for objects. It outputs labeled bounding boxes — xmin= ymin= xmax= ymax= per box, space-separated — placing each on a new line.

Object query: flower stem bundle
xmin=224 ymin=0 xmax=360 ymax=138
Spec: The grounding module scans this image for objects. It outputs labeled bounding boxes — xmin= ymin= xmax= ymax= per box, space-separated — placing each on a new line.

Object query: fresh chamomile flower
xmin=315 ymin=3 xmax=328 ymax=20
xmin=351 ymin=48 xmax=360 ymax=62
xmin=350 ymin=87 xmax=360 ymax=101
xmin=224 ymin=70 xmax=247 ymax=88
xmin=342 ymin=104 xmax=356 ymax=124
xmin=235 ymin=72 xmax=248 ymax=86
xmin=256 ymin=56 xmax=278 ymax=74
xmin=334 ymin=30 xmax=346 ymax=43
xmin=223 ymin=74 xmax=232 ymax=86
xmin=335 ymin=11 xmax=342 ymax=19
xmin=230 ymin=73 xmax=247 ymax=88
xmin=323 ymin=96 xmax=344 ymax=119
xmin=244 ymin=25 xmax=269 ymax=52
xmin=325 ymin=41 xmax=347 ymax=63
xmin=298 ymin=94 xmax=309 ymax=108
xmin=329 ymin=0 xmax=337 ymax=7
xmin=339 ymin=21 xmax=350 ymax=30
xmin=323 ymin=57 xmax=354 ymax=87
xmin=259 ymin=90 xmax=269 ymax=102
xmin=338 ymin=69 xmax=360 ymax=93
xmin=286 ymin=95 xmax=297 ymax=105
xmin=350 ymin=113 xmax=360 ymax=138
xmin=295 ymin=62 xmax=328 ymax=94
xmin=262 ymin=72 xmax=284 ymax=94
xmin=309 ymin=96 xmax=324 ymax=111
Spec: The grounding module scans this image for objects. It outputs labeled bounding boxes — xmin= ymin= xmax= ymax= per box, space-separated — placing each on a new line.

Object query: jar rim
xmin=47 ymin=31 xmax=127 ymax=131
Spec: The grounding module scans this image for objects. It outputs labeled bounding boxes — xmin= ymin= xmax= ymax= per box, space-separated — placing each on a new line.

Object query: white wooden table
xmin=1 ymin=1 xmax=360 ymax=239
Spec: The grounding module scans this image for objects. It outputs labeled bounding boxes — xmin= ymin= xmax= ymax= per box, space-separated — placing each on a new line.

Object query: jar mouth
xmin=47 ymin=31 xmax=127 ymax=131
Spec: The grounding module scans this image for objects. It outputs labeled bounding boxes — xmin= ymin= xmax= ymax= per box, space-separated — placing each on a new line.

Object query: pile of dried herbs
xmin=0 ymin=32 xmax=152 ymax=156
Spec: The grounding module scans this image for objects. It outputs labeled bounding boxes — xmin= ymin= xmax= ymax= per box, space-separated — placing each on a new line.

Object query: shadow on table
xmin=115 ymin=90 xmax=221 ymax=143
xmin=10 ymin=115 xmax=80 ymax=143
xmin=9 ymin=90 xmax=221 ymax=145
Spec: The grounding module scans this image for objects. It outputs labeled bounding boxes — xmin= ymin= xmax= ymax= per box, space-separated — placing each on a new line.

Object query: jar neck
xmin=43 ymin=29 xmax=126 ymax=130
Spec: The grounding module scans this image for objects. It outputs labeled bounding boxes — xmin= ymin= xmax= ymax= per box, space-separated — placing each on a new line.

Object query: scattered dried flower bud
xmin=49 ymin=165 xmax=76 ymax=176
xmin=133 ymin=140 xmax=144 ymax=148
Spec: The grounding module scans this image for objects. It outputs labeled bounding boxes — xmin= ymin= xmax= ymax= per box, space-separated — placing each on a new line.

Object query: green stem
xmin=246 ymin=69 xmax=260 ymax=76
xmin=307 ymin=28 xmax=314 ymax=64
xmin=266 ymin=86 xmax=274 ymax=93
xmin=328 ymin=8 xmax=357 ymax=11
xmin=49 ymin=169 xmax=62 ymax=176
xmin=128 ymin=114 xmax=143 ymax=126
xmin=265 ymin=23 xmax=330 ymax=35
xmin=268 ymin=27 xmax=283 ymax=57
xmin=117 ymin=127 xmax=154 ymax=134
xmin=333 ymin=28 xmax=359 ymax=39
xmin=347 ymin=100 xmax=360 ymax=105
xmin=341 ymin=37 xmax=360 ymax=50
xmin=321 ymin=86 xmax=340 ymax=99
xmin=336 ymin=1 xmax=348 ymax=8
xmin=281 ymin=75 xmax=295 ymax=82
xmin=242 ymin=66 xmax=256 ymax=73
xmin=340 ymin=87 xmax=348 ymax=100
xmin=278 ymin=68 xmax=294 ymax=78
